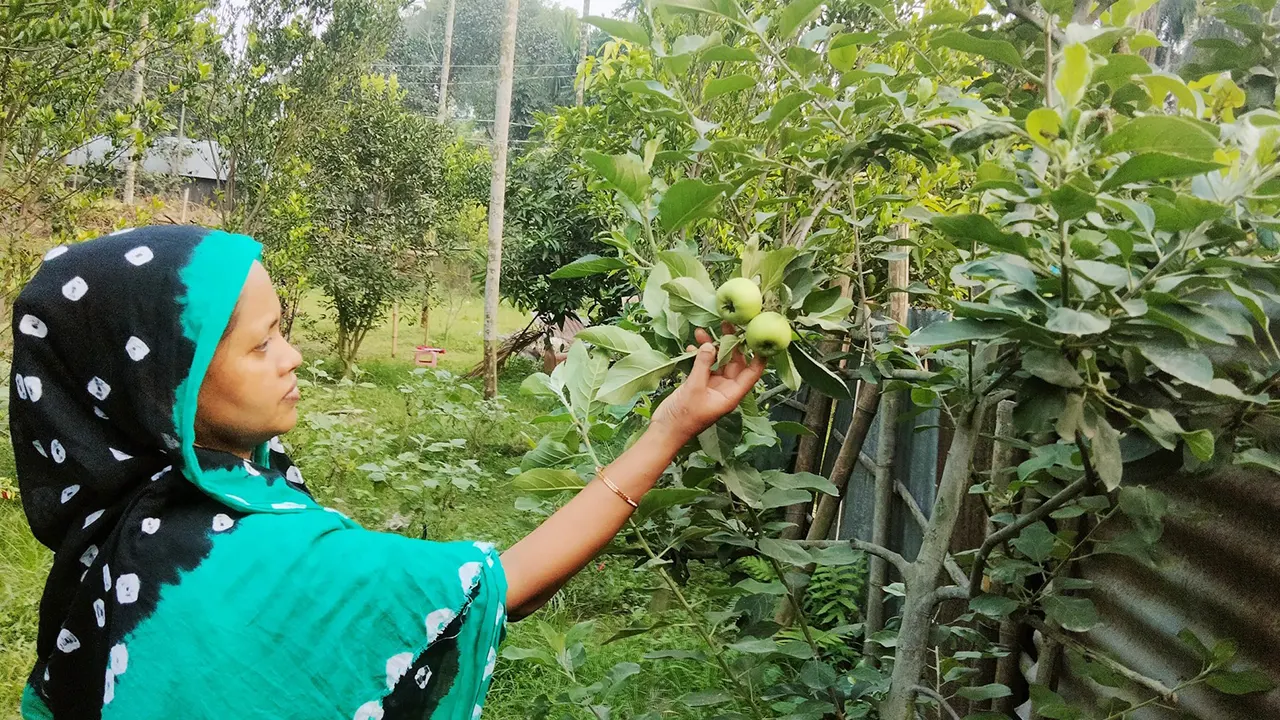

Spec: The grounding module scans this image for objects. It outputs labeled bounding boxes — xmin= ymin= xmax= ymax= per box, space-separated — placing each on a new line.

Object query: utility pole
xmin=576 ymin=0 xmax=590 ymax=106
xmin=437 ymin=0 xmax=456 ymax=121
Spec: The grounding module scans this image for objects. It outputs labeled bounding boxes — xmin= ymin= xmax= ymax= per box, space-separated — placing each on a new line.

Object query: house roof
xmin=65 ymin=136 xmax=224 ymax=180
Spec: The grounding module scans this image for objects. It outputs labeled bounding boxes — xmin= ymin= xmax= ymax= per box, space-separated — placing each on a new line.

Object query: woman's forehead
xmin=233 ymin=262 xmax=280 ymax=328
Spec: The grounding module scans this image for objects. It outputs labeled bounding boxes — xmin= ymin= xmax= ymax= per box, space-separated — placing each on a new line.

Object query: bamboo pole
xmin=865 ymin=242 xmax=910 ymax=658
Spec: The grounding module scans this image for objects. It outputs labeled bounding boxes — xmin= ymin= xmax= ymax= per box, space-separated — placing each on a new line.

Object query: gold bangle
xmin=595 ymin=467 xmax=638 ymax=509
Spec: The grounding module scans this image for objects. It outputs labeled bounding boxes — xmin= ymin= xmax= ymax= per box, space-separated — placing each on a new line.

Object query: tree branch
xmin=895 ymin=480 xmax=969 ymax=588
xmin=925 ymin=585 xmax=969 ymax=609
xmin=1026 ymin=616 xmax=1179 ymax=702
xmin=911 ymin=685 xmax=963 ymax=720
xmin=967 ymin=433 xmax=1098 ymax=597
xmin=802 ymin=539 xmax=910 ymax=577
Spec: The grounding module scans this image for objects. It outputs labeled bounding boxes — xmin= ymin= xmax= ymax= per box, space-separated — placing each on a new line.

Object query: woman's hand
xmin=650 ymin=323 xmax=768 ymax=446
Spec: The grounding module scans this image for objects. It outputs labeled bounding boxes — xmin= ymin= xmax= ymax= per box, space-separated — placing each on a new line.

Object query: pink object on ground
xmin=414 ymin=346 xmax=446 ymax=368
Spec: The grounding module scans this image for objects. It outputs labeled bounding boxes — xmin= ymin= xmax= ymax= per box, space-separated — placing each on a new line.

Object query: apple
xmin=745 ymin=312 xmax=792 ymax=357
xmin=715 ymin=277 xmax=763 ymax=325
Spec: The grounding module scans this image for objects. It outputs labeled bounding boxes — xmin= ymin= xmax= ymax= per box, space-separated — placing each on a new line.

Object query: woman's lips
xmin=283 ymin=382 xmax=300 ymax=403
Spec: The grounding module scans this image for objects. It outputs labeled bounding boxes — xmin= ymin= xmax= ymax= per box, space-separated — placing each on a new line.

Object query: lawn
xmin=0 ymin=293 xmax=723 ymax=719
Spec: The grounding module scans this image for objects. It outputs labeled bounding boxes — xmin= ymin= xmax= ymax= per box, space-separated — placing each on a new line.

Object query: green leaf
xmin=584 ymin=15 xmax=650 ymax=45
xmin=754 ymin=92 xmax=810 ymax=131
xmin=1043 ymin=595 xmax=1102 ymax=632
xmin=932 ymin=214 xmax=1027 ymax=255
xmin=659 ymin=178 xmax=732 ymax=232
xmin=551 ymin=254 xmax=629 ymax=279
xmin=763 ymin=469 xmax=839 ymax=495
xmin=776 ymin=0 xmax=824 ymax=39
xmin=957 ymin=683 xmax=1012 ymax=701
xmin=1093 ymin=417 xmax=1123 ymax=491
xmin=970 ymin=594 xmax=1019 ymax=618
xmin=1022 ymin=349 xmax=1083 ymax=388
xmin=1139 ymin=73 xmax=1199 ymax=114
xmin=1026 ymin=107 xmax=1061 ymax=146
xmin=657 ymin=249 xmax=714 ymax=288
xmin=773 ymin=345 xmax=802 ymax=391
xmin=581 ymin=150 xmax=650 ymax=202
xmin=811 ymin=543 xmax=863 ymax=566
xmin=680 ymin=690 xmax=733 ymax=707
xmin=704 ymin=73 xmax=754 ymax=100
xmin=635 ymin=487 xmax=707 ymax=523
xmin=521 ymin=435 xmax=576 ymax=471
xmin=576 ymin=326 xmax=652 ymax=355
xmin=788 ymin=344 xmax=852 ymax=399
xmin=949 ymin=122 xmax=1018 ymax=154
xmin=663 ymin=277 xmax=720 ymax=325
xmin=566 ymin=342 xmax=609 ymax=417
xmin=1100 ymin=153 xmax=1224 ymax=190
xmin=1133 ymin=339 xmax=1213 ymax=389
xmin=1049 ymin=184 xmax=1097 ymax=220
xmin=716 ymin=333 xmax=741 ymax=366
xmin=702 ymin=44 xmax=757 ymax=62
xmin=1183 ymin=428 xmax=1215 ymax=461
xmin=762 ymin=486 xmax=812 ymax=509
xmin=720 ymin=462 xmax=766 ymax=508
xmin=758 ymin=537 xmax=814 ymax=566
xmin=728 ymin=638 xmax=780 ymax=654
xmin=1101 ymin=115 xmax=1220 ymax=160
xmin=920 ymin=7 xmax=969 ymax=24
xmin=1054 ymin=43 xmax=1094 ymax=110
xmin=933 ymin=29 xmax=1023 ymax=69
xmin=520 ymin=372 xmax=561 ymax=398
xmin=1206 ymin=670 xmax=1276 ymax=695
xmin=909 ymin=318 xmax=1010 ymax=347
xmin=736 ymin=578 xmax=787 ymax=596
xmin=755 ymin=247 xmax=799 ymax=296
xmin=1073 ymin=259 xmax=1130 ymax=288
xmin=1234 ymin=448 xmax=1280 ymax=473
xmin=512 ymin=468 xmax=585 ymax=494
xmin=1045 ymin=307 xmax=1110 ymax=336
xmin=1137 ymin=408 xmax=1184 ymax=450
xmin=1012 ymin=521 xmax=1057 ymax=562
xmin=597 ymin=349 xmax=690 ymax=404
xmin=827 ymin=33 xmax=868 ymax=72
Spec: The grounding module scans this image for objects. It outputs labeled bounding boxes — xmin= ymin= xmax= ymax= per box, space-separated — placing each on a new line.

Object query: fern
xmin=804 ymin=558 xmax=867 ymax=629
xmin=733 ymin=555 xmax=774 ymax=583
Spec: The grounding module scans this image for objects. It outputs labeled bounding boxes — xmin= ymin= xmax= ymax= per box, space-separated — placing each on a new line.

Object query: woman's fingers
xmin=688 ymin=342 xmax=716 ymax=389
xmin=732 ymin=354 xmax=767 ymax=396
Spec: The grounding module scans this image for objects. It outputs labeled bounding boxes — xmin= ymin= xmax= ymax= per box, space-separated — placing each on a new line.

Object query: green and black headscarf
xmin=10 ymin=226 xmax=507 ymax=719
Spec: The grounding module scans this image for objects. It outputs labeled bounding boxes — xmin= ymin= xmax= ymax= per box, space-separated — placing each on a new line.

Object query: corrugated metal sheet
xmin=832 ymin=308 xmax=949 ymax=561
xmin=1060 ymin=457 xmax=1280 ymax=717
xmin=771 ymin=303 xmax=1280 ymax=715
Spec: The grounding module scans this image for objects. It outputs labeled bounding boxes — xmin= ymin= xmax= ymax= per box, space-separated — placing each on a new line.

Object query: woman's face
xmin=194 ymin=262 xmax=303 ymax=458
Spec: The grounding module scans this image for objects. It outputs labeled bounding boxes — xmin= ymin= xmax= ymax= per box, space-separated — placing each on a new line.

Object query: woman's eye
xmin=255 ymin=338 xmax=270 ymax=352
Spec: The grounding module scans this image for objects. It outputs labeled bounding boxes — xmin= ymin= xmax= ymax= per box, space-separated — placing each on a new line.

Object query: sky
xmin=548 ymin=0 xmax=631 ymax=20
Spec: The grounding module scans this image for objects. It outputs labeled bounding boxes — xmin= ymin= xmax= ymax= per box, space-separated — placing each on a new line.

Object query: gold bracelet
xmin=595 ymin=467 xmax=638 ymax=509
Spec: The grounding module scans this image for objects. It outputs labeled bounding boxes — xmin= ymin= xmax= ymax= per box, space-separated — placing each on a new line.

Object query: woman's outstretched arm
xmin=500 ymin=327 xmax=766 ymax=620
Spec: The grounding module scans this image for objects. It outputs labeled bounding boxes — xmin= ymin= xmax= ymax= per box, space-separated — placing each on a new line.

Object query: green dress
xmin=10 ymin=226 xmax=506 ymax=719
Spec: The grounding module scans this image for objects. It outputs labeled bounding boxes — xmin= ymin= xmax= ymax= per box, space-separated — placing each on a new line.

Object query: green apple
xmin=745 ymin=312 xmax=792 ymax=357
xmin=715 ymin=277 xmax=763 ymax=325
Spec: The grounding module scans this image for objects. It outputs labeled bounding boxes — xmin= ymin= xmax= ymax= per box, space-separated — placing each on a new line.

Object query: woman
xmin=9 ymin=226 xmax=764 ymax=719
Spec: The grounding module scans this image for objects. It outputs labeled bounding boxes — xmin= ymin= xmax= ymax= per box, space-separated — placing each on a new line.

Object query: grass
xmin=0 ymin=293 xmax=725 ymax=719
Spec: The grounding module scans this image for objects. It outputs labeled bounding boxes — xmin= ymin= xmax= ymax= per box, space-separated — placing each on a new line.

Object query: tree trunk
xmin=781 ymin=389 xmax=831 ymax=539
xmin=437 ymin=0 xmax=456 ymax=121
xmin=421 ymin=299 xmax=431 ymax=345
xmin=576 ymin=0 xmax=590 ymax=107
xmin=807 ymin=381 xmax=881 ymax=542
xmin=121 ymin=13 xmax=148 ymax=205
xmin=864 ymin=389 xmax=902 ymax=654
xmin=880 ymin=405 xmax=984 ymax=720
xmin=483 ymin=0 xmax=521 ymax=398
